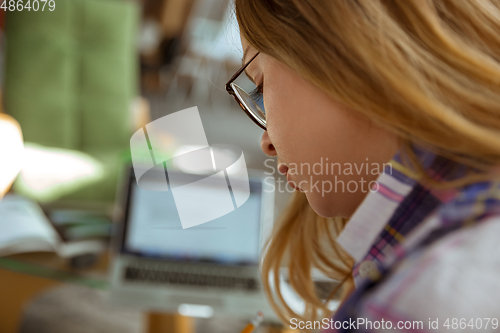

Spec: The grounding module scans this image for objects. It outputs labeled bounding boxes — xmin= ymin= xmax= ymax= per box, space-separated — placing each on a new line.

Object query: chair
xmin=3 ymin=0 xmax=141 ymax=208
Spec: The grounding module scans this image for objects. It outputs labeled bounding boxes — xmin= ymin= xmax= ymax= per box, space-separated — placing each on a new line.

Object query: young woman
xmin=226 ymin=0 xmax=500 ymax=331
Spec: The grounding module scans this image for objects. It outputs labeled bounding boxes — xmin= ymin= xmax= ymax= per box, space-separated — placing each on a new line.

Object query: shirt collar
xmin=337 ymin=144 xmax=462 ymax=264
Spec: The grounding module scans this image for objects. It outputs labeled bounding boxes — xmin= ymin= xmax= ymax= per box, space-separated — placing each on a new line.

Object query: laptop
xmin=109 ymin=166 xmax=278 ymax=319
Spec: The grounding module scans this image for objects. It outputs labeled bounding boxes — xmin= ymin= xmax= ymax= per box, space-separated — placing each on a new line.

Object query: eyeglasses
xmin=225 ymin=52 xmax=266 ymax=130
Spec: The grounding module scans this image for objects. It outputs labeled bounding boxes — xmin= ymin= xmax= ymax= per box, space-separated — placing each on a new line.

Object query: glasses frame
xmin=225 ymin=52 xmax=266 ymax=130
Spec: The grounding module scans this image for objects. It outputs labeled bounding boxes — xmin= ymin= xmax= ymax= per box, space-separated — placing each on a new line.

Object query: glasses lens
xmin=231 ymin=83 xmax=266 ymax=128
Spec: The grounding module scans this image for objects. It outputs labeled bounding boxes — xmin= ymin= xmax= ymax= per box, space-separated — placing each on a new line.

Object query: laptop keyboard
xmin=123 ymin=262 xmax=258 ymax=291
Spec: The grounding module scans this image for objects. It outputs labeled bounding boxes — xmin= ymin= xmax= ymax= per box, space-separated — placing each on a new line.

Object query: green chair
xmin=4 ymin=0 xmax=140 ymax=207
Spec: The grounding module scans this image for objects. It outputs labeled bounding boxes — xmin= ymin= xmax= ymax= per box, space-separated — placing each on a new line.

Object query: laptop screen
xmin=121 ymin=171 xmax=264 ymax=266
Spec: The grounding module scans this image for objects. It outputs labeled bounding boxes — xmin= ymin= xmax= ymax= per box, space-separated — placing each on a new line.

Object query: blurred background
xmin=0 ymin=0 xmax=294 ymax=332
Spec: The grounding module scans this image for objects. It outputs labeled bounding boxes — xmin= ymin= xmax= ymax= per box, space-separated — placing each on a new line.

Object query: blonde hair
xmin=235 ymin=0 xmax=500 ymax=323
xmin=261 ymin=191 xmax=354 ymax=322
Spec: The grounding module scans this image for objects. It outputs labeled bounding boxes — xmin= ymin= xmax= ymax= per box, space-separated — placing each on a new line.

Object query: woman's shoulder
xmin=354 ymin=214 xmax=500 ymax=333
xmin=330 ymin=181 xmax=500 ymax=331
xmin=362 ymin=181 xmax=500 ymax=324
xmin=410 ymin=180 xmax=500 ymax=252
xmin=395 ymin=179 xmax=500 ymax=290
xmin=389 ymin=179 xmax=500 ymax=268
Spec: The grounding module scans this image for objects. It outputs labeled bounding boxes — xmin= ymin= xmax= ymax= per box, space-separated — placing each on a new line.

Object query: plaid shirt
xmin=323 ymin=145 xmax=500 ymax=332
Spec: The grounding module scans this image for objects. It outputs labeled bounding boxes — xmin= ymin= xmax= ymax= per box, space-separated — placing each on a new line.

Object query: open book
xmin=0 ymin=194 xmax=108 ymax=258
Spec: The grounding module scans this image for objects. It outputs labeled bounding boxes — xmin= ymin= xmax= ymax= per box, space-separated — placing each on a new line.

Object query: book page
xmin=0 ymin=194 xmax=59 ymax=256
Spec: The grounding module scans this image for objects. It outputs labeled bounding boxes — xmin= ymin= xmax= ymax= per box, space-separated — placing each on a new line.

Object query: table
xmin=0 ymin=252 xmax=293 ymax=333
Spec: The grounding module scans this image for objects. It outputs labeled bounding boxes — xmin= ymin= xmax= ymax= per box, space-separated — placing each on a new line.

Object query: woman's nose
xmin=260 ymin=131 xmax=277 ymax=157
